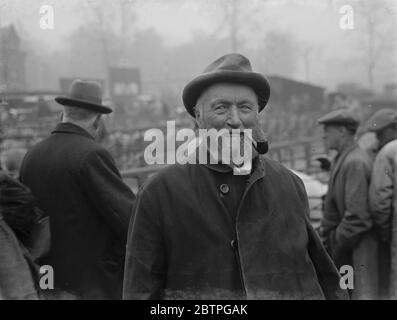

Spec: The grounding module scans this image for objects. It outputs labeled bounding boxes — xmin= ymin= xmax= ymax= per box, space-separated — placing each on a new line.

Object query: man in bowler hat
xmin=123 ymin=54 xmax=347 ymax=300
xmin=20 ymin=80 xmax=135 ymax=299
xmin=318 ymin=109 xmax=378 ymax=299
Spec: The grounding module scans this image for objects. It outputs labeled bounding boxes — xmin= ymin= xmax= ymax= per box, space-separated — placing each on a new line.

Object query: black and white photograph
xmin=0 ymin=0 xmax=396 ymax=306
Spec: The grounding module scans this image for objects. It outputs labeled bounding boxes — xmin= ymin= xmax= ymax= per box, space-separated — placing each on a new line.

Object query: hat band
xmin=70 ymin=93 xmax=101 ymax=105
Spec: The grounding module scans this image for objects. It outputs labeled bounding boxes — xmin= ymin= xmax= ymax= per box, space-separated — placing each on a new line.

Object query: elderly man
xmin=367 ymin=108 xmax=397 ymax=299
xmin=318 ymin=109 xmax=377 ymax=299
xmin=20 ymin=80 xmax=135 ymax=299
xmin=123 ymin=54 xmax=347 ymax=300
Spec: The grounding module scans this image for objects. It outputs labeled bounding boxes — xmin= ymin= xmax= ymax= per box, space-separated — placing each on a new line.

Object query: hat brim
xmin=365 ymin=122 xmax=394 ymax=133
xmin=55 ymin=97 xmax=112 ymax=114
xmin=182 ymin=71 xmax=270 ymax=117
xmin=318 ymin=121 xmax=359 ymax=130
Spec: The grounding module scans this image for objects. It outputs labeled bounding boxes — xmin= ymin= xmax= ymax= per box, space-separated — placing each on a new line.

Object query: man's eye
xmin=214 ymin=105 xmax=227 ymax=111
xmin=240 ymin=105 xmax=253 ymax=111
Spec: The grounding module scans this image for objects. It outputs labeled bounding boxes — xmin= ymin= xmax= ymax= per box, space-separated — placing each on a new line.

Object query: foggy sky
xmin=1 ymin=0 xmax=396 ymax=91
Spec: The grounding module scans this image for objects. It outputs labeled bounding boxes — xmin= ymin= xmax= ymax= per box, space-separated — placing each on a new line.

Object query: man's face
xmin=322 ymin=124 xmax=342 ymax=151
xmin=194 ymin=82 xmax=260 ymax=165
xmin=194 ymin=82 xmax=259 ymax=131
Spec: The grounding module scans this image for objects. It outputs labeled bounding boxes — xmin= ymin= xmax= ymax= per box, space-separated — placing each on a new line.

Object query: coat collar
xmin=203 ymin=155 xmax=266 ymax=180
xmin=330 ymin=141 xmax=358 ymax=185
xmin=51 ymin=122 xmax=94 ymax=140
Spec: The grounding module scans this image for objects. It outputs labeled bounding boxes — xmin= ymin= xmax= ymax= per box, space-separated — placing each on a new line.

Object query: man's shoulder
xmin=29 ymin=130 xmax=99 ymax=152
xmin=379 ymin=139 xmax=397 ymax=156
xmin=77 ymin=144 xmax=116 ymax=172
xmin=143 ymin=163 xmax=195 ymax=184
xmin=136 ymin=163 xmax=196 ymax=199
xmin=141 ymin=158 xmax=301 ymax=192
xmin=344 ymin=145 xmax=372 ymax=168
xmin=26 ymin=133 xmax=108 ymax=168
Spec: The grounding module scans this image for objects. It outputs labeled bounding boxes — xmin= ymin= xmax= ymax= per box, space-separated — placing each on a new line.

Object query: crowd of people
xmin=0 ymin=53 xmax=396 ymax=300
xmin=317 ymin=107 xmax=397 ymax=299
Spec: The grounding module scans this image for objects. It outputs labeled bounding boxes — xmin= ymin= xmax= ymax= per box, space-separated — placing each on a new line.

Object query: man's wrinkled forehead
xmin=196 ymin=82 xmax=259 ymax=107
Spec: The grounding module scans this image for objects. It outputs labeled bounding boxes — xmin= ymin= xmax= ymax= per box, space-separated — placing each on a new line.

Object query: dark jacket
xmin=20 ymin=122 xmax=135 ymax=299
xmin=0 ymin=172 xmax=40 ymax=248
xmin=369 ymin=139 xmax=397 ymax=298
xmin=123 ymin=156 xmax=348 ymax=300
xmin=0 ymin=214 xmax=38 ymax=300
xmin=0 ymin=172 xmax=40 ymax=300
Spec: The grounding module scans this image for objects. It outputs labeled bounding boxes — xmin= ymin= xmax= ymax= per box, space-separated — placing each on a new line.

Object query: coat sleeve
xmin=123 ymin=184 xmax=166 ymax=300
xmin=369 ymin=150 xmax=394 ymax=242
xmin=335 ymin=160 xmax=372 ymax=250
xmin=79 ymin=148 xmax=135 ymax=243
xmin=293 ymin=174 xmax=349 ymax=300
xmin=306 ymin=217 xmax=350 ymax=300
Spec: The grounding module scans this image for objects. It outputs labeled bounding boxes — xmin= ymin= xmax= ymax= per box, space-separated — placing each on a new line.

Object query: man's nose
xmin=226 ymin=106 xmax=243 ymax=129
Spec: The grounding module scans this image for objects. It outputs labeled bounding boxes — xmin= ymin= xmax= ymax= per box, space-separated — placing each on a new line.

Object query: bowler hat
xmin=364 ymin=108 xmax=397 ymax=132
xmin=317 ymin=108 xmax=360 ymax=130
xmin=55 ymin=80 xmax=112 ymax=114
xmin=182 ymin=53 xmax=270 ymax=117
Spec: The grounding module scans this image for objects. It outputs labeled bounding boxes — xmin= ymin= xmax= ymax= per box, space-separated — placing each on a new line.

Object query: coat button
xmin=220 ymin=184 xmax=230 ymax=195
xmin=230 ymin=239 xmax=238 ymax=250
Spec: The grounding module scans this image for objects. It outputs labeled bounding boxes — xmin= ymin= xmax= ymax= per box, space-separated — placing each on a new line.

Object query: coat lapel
xmin=329 ymin=143 xmax=357 ymax=186
xmin=236 ymin=156 xmax=266 ymax=221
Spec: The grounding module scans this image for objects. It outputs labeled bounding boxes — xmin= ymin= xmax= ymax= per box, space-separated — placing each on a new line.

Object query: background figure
xmin=367 ymin=109 xmax=397 ymax=299
xmin=318 ymin=109 xmax=378 ymax=299
xmin=0 ymin=172 xmax=39 ymax=300
xmin=19 ymin=80 xmax=135 ymax=299
xmin=1 ymin=148 xmax=27 ymax=178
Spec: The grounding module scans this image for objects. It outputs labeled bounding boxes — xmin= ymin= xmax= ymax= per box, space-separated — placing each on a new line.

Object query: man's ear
xmin=93 ymin=114 xmax=101 ymax=129
xmin=339 ymin=126 xmax=347 ymax=137
xmin=193 ymin=106 xmax=202 ymax=127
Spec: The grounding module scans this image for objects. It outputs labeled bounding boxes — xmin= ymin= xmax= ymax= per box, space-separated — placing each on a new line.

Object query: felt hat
xmin=55 ymin=80 xmax=112 ymax=114
xmin=182 ymin=53 xmax=270 ymax=117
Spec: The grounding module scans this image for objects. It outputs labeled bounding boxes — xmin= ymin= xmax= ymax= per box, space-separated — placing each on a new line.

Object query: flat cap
xmin=317 ymin=108 xmax=360 ymax=129
xmin=364 ymin=108 xmax=397 ymax=132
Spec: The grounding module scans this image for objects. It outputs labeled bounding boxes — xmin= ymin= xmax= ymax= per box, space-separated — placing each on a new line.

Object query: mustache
xmin=232 ymin=129 xmax=268 ymax=155
xmin=220 ymin=129 xmax=269 ymax=155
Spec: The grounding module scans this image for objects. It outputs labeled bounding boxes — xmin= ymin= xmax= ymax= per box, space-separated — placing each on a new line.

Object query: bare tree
xmin=80 ymin=0 xmax=137 ymax=70
xmin=261 ymin=30 xmax=298 ymax=78
xmin=298 ymin=42 xmax=322 ymax=83
xmin=356 ymin=0 xmax=395 ymax=90
xmin=206 ymin=0 xmax=270 ymax=53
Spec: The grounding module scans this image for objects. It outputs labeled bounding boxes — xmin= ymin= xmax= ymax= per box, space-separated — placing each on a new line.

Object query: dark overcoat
xmin=20 ymin=122 xmax=135 ymax=299
xmin=0 ymin=213 xmax=38 ymax=300
xmin=369 ymin=139 xmax=397 ymax=298
xmin=322 ymin=143 xmax=378 ymax=299
xmin=123 ymin=156 xmax=348 ymax=300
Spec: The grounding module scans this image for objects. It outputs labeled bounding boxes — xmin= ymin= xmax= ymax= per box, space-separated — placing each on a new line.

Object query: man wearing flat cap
xmin=20 ymin=80 xmax=135 ymax=299
xmin=123 ymin=54 xmax=347 ymax=300
xmin=318 ymin=108 xmax=377 ymax=299
xmin=367 ymin=108 xmax=397 ymax=299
